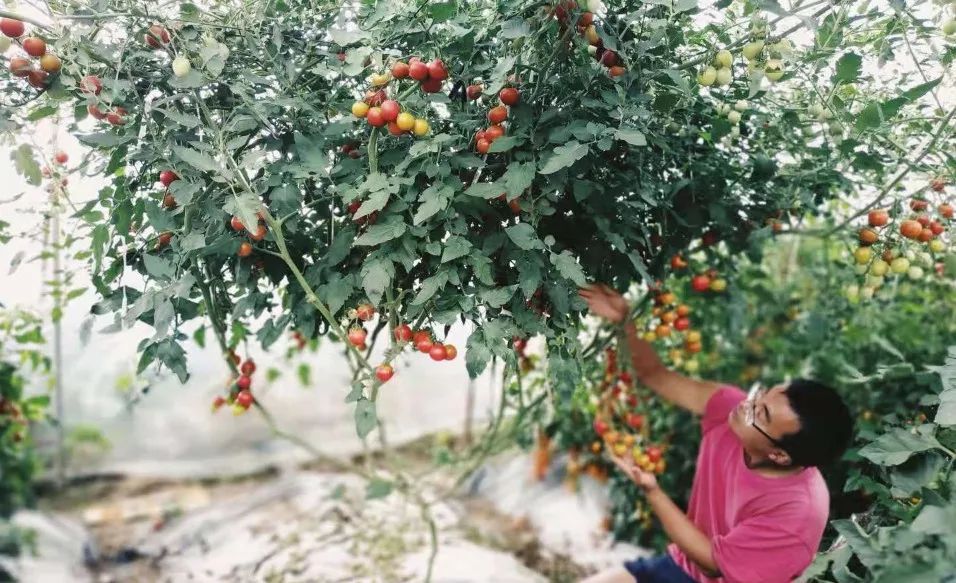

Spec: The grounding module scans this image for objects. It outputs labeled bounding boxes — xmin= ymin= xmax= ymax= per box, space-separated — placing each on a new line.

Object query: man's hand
xmin=608 ymin=451 xmax=659 ymax=493
xmin=579 ymin=284 xmax=629 ymax=324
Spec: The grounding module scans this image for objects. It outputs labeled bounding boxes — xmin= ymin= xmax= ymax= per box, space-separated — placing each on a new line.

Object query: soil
xmin=34 ymin=436 xmax=592 ymax=582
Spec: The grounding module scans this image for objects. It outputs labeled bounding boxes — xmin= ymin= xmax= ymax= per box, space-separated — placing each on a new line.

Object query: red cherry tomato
xmin=380 ymin=100 xmax=400 ymax=122
xmin=393 ymin=324 xmax=413 ymax=342
xmin=240 ymin=359 xmax=256 ymax=375
xmin=488 ymin=106 xmax=508 ymax=125
xmin=499 ymin=87 xmax=519 ymax=106
xmin=376 ymin=364 xmax=394 ymax=382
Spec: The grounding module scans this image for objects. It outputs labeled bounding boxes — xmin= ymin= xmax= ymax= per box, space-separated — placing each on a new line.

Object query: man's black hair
xmin=777 ymin=378 xmax=853 ymax=467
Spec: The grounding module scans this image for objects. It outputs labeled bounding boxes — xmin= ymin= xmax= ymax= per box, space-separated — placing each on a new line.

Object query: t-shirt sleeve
xmin=711 ymin=517 xmax=814 ymax=583
xmin=701 ymin=386 xmax=747 ymax=434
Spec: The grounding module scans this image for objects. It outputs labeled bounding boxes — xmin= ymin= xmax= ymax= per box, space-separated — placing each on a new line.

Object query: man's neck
xmin=743 ymin=450 xmax=805 ymax=477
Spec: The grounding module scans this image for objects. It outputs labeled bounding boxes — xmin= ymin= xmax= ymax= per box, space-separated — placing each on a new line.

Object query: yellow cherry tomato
xmin=396 ymin=112 xmax=415 ymax=131
xmin=413 ymin=118 xmax=430 ymax=136
xmin=352 ymin=101 xmax=369 ymax=118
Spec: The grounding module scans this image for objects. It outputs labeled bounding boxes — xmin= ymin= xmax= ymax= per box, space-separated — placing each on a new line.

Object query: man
xmin=578 ymin=284 xmax=853 ymax=583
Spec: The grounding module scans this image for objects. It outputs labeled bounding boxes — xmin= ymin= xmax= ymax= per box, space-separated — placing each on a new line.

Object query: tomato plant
xmin=2 ymin=0 xmax=956 ymax=575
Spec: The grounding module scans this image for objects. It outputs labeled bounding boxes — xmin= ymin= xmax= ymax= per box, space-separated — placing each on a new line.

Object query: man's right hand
xmin=579 ymin=284 xmax=629 ymax=324
xmin=580 ymin=282 xmax=723 ymax=416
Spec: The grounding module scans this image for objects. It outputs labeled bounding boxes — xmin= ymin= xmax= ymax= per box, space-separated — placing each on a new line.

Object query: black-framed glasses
xmin=745 ymin=386 xmax=786 ymax=449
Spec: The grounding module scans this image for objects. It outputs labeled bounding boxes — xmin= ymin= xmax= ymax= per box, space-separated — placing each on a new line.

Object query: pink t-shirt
xmin=667 ymin=386 xmax=829 ymax=583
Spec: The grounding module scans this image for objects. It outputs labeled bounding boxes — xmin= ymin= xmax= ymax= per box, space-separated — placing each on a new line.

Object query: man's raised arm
xmin=579 ymin=284 xmax=723 ymax=415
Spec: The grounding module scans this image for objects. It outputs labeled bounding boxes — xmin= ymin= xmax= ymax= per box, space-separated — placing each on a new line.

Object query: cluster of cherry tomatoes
xmin=2 ymin=18 xmax=61 ymax=89
xmin=142 ymin=23 xmax=194 ymax=80
xmin=392 ymin=324 xmax=457 ymax=361
xmin=473 ymin=86 xmax=519 ymax=154
xmin=670 ymin=254 xmax=728 ymax=294
xmin=589 ymin=349 xmax=667 ymax=475
xmin=212 ymin=355 xmax=257 ymax=414
xmin=513 ymin=336 xmax=534 ymax=373
xmin=340 ymin=142 xmax=361 ymax=160
xmin=229 ymin=209 xmax=268 ymax=258
xmin=79 ymin=74 xmax=129 ymax=126
xmin=847 ymin=179 xmax=951 ymax=300
xmin=75 ymin=24 xmax=176 ymax=124
xmin=640 ymin=288 xmax=705 ymax=372
xmin=0 ymin=397 xmax=28 ymax=443
xmin=39 ymin=150 xmax=69 ymax=189
xmin=350 ymin=58 xmax=438 ymax=137
xmin=548 ymin=3 xmax=626 ymax=77
xmin=158 ymin=169 xmax=180 ymax=209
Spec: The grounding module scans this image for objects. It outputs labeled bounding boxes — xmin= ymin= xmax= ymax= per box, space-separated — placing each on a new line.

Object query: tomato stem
xmin=368 ymin=127 xmax=380 ymax=174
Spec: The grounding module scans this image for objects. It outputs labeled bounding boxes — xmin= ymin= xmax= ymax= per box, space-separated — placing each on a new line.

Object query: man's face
xmin=728 ymin=383 xmax=802 ymax=466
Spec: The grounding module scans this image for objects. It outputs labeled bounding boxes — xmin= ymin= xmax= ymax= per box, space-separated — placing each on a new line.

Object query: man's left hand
xmin=608 ymin=451 xmax=660 ymax=493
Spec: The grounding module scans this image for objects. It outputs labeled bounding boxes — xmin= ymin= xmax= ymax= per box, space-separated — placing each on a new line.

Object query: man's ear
xmin=768 ymin=449 xmax=793 ymax=467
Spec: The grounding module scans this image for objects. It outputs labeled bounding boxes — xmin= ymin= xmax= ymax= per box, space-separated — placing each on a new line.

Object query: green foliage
xmin=4 ymin=0 xmax=950 ymax=424
xmin=0 ymin=311 xmax=50 ymax=566
xmin=1 ymin=3 xmax=955 ymax=569
xmin=806 ymin=349 xmax=956 ymax=582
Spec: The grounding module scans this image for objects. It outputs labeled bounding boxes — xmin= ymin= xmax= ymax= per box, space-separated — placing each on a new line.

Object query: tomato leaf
xmin=366 ymin=478 xmax=394 ymax=499
xmin=489 ymin=136 xmax=519 ymax=153
xmin=256 ymin=314 xmax=289 ymax=349
xmin=858 ymin=426 xmax=942 ymax=466
xmin=155 ymin=339 xmax=189 ymax=383
xmin=327 ymin=226 xmax=355 ymax=266
xmin=502 ymin=161 xmax=535 ymax=197
xmin=412 ymin=271 xmax=449 ymax=305
xmin=441 ymin=237 xmax=473 ymax=263
xmin=318 ymin=273 xmax=355 ymax=317
xmin=901 ymin=77 xmax=942 ymax=103
xmin=465 ymin=182 xmax=502 ymax=199
xmin=833 ymin=52 xmax=862 ymax=83
xmin=173 ymin=145 xmax=220 ymax=173
xmin=548 ymin=338 xmax=582 ymax=400
xmin=539 ymin=141 xmax=589 ymax=174
xmin=11 ymin=144 xmax=41 ymax=186
xmin=360 ymin=258 xmax=393 ymax=306
xmin=169 ymin=180 xmax=201 ymax=206
xmin=330 ymin=28 xmax=369 ymax=46
xmin=414 ymin=183 xmax=453 ymax=224
xmin=354 ymin=398 xmax=377 ymax=438
xmin=927 ymin=347 xmax=956 ymax=426
xmin=465 ymin=328 xmax=492 ymax=379
xmin=152 ymin=298 xmax=175 ymax=338
xmin=506 ymin=223 xmax=545 ymax=250
xmin=175 ymin=232 xmax=202 ymax=253
xmin=485 ymin=56 xmax=517 ymax=96
xmin=408 ymin=133 xmax=456 ymax=159
xmin=889 ymin=452 xmax=945 ymax=495
xmin=293 ymin=134 xmax=329 ymax=175
xmin=478 ymin=285 xmax=516 ymax=308
xmin=353 ymin=218 xmax=407 ymax=246
xmin=157 ymin=108 xmax=201 ymax=128
xmin=143 ymin=255 xmax=174 ymax=280
xmin=345 ymin=381 xmax=364 ymax=403
xmin=910 ymin=504 xmax=956 ymax=536
xmin=354 ymin=189 xmax=390 ymax=220
xmin=76 ymin=133 xmax=136 ymax=148
xmin=223 ymin=191 xmax=262 ymax=237
xmin=429 ymin=0 xmax=457 ymax=22
xmin=550 ymin=251 xmax=588 ymax=286
xmin=516 ymin=254 xmax=543 ymax=298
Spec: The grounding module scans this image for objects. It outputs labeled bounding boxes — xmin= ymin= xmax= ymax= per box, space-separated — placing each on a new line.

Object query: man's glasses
xmin=745 ymin=385 xmax=786 ymax=450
